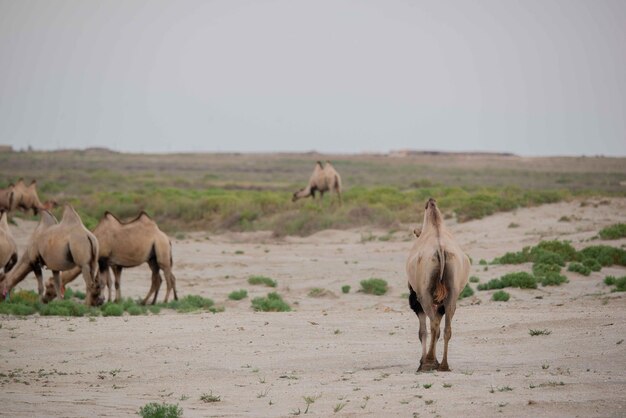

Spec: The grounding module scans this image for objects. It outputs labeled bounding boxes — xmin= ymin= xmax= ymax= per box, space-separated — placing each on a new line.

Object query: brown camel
xmin=406 ymin=198 xmax=470 ymax=372
xmin=43 ymin=211 xmax=178 ymax=305
xmin=0 ymin=211 xmax=18 ymax=282
xmin=1 ymin=206 xmax=103 ymax=306
xmin=0 ymin=184 xmax=14 ymax=212
xmin=2 ymin=179 xmax=57 ymax=215
xmin=292 ymin=161 xmax=342 ymax=204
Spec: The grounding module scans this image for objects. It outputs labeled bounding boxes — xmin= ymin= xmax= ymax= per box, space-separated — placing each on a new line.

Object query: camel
xmin=1 ymin=179 xmax=57 ymax=214
xmin=43 ymin=211 xmax=178 ymax=305
xmin=0 ymin=211 xmax=18 ymax=282
xmin=0 ymin=205 xmax=103 ymax=306
xmin=406 ymin=198 xmax=470 ymax=372
xmin=292 ymin=161 xmax=342 ymax=204
xmin=0 ymin=185 xmax=14 ymax=212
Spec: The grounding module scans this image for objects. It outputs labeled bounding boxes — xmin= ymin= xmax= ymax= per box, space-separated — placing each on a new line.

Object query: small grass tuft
xmin=138 ymin=402 xmax=183 ymax=418
xmin=248 ymin=276 xmax=277 ymax=287
xmin=529 ymin=329 xmax=552 ymax=336
xmin=360 ymin=278 xmax=388 ymax=295
xmin=492 ymin=290 xmax=510 ymax=302
xmin=341 ymin=285 xmax=351 ymax=294
xmin=251 ymin=292 xmax=291 ymax=312
xmin=459 ymin=284 xmax=474 ymax=299
xmin=567 ymin=262 xmax=591 ymax=276
xmin=469 ymin=276 xmax=480 ymax=283
xmin=228 ymin=289 xmax=248 ymax=301
xmin=200 ymin=391 xmax=221 ymax=403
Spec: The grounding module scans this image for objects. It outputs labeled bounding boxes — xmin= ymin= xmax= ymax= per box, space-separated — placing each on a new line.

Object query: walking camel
xmin=0 ymin=211 xmax=18 ymax=282
xmin=406 ymin=198 xmax=470 ymax=372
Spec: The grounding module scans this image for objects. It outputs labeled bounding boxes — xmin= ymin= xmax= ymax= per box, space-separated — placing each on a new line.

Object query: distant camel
xmin=0 ymin=211 xmax=18 ymax=283
xmin=43 ymin=211 xmax=178 ymax=305
xmin=292 ymin=161 xmax=342 ymax=204
xmin=4 ymin=179 xmax=57 ymax=215
xmin=1 ymin=206 xmax=102 ymax=306
xmin=406 ymin=198 xmax=470 ymax=372
xmin=0 ymin=185 xmax=14 ymax=212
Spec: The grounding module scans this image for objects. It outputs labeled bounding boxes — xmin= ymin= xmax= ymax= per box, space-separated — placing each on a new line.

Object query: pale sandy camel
xmin=4 ymin=179 xmax=57 ymax=215
xmin=43 ymin=211 xmax=178 ymax=305
xmin=406 ymin=198 xmax=470 ymax=372
xmin=0 ymin=211 xmax=18 ymax=282
xmin=1 ymin=206 xmax=102 ymax=306
xmin=292 ymin=161 xmax=342 ymax=204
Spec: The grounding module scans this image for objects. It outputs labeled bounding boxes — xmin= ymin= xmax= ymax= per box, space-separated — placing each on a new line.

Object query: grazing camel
xmin=0 ymin=211 xmax=18 ymax=282
xmin=0 ymin=206 xmax=103 ymax=306
xmin=292 ymin=161 xmax=342 ymax=204
xmin=43 ymin=211 xmax=178 ymax=305
xmin=1 ymin=179 xmax=57 ymax=215
xmin=406 ymin=198 xmax=470 ymax=372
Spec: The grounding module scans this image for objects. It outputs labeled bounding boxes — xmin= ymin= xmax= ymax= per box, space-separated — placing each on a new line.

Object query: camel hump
xmin=29 ymin=179 xmax=37 ymax=186
xmin=40 ymin=210 xmax=58 ymax=227
xmin=316 ymin=160 xmax=323 ymax=167
xmin=61 ymin=205 xmax=83 ymax=226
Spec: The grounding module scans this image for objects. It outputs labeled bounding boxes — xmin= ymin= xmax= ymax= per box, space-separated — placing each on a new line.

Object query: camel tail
xmin=169 ymin=240 xmax=173 ymax=267
xmin=433 ymin=249 xmax=449 ymax=304
xmin=88 ymin=235 xmax=98 ymax=278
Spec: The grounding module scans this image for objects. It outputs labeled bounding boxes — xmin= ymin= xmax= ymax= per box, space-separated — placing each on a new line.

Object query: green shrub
xmin=458 ymin=284 xmax=474 ymax=299
xmin=469 ymin=276 xmax=480 ymax=283
xmin=341 ymin=285 xmax=351 ymax=294
xmin=582 ymin=258 xmax=602 ymax=272
xmin=251 ymin=292 xmax=291 ymax=312
xmin=0 ymin=302 xmax=37 ymax=316
xmin=360 ymin=278 xmax=388 ymax=295
xmin=604 ymin=275 xmax=616 ymax=286
xmin=479 ymin=259 xmax=488 ymax=265
xmin=101 ymin=303 xmax=124 ymax=317
xmin=39 ymin=300 xmax=89 ymax=317
xmin=228 ymin=289 xmax=248 ymax=301
xmin=166 ymin=295 xmax=216 ymax=313
xmin=532 ymin=250 xmax=565 ymax=267
xmin=492 ymin=290 xmax=510 ymax=302
xmin=599 ymin=223 xmax=626 ymax=240
xmin=540 ymin=272 xmax=568 ymax=287
xmin=138 ymin=402 xmax=183 ymax=418
xmin=148 ymin=305 xmax=161 ymax=314
xmin=567 ymin=262 xmax=591 ymax=276
xmin=493 ymin=248 xmax=532 ymax=264
xmin=531 ymin=240 xmax=577 ymax=261
xmin=532 ymin=263 xmax=561 ymax=276
xmin=248 ymin=276 xmax=277 ymax=287
xmin=578 ymin=245 xmax=626 ymax=267
xmin=477 ymin=272 xmax=537 ymax=290
xmin=614 ymin=277 xmax=626 ymax=292
xmin=126 ymin=305 xmax=145 ymax=316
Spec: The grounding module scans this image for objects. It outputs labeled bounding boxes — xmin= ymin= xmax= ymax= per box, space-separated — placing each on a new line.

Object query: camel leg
xmin=141 ymin=260 xmax=162 ymax=305
xmin=111 ymin=265 xmax=123 ymax=302
xmin=33 ymin=265 xmax=45 ymax=302
xmin=51 ymin=270 xmax=63 ymax=301
xmin=102 ymin=267 xmax=112 ymax=302
xmin=438 ymin=303 xmax=456 ymax=372
xmin=423 ymin=309 xmax=443 ymax=371
xmin=162 ymin=268 xmax=178 ymax=303
xmin=408 ymin=288 xmax=428 ymax=370
xmin=82 ymin=264 xmax=101 ymax=306
xmin=1 ymin=258 xmax=34 ymax=300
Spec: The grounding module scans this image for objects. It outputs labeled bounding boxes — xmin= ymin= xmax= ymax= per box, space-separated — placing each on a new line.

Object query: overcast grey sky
xmin=0 ymin=0 xmax=624 ymax=155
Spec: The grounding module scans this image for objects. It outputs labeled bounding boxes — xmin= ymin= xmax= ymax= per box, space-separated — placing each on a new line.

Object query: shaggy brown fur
xmin=292 ymin=161 xmax=342 ymax=204
xmin=43 ymin=211 xmax=178 ymax=305
xmin=406 ymin=198 xmax=470 ymax=372
xmin=0 ymin=211 xmax=18 ymax=282
xmin=0 ymin=206 xmax=102 ymax=306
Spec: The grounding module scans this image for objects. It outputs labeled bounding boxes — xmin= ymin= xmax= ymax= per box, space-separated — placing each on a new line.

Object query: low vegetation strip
xmin=599 ymin=223 xmax=626 ymax=240
xmin=0 ymin=290 xmax=222 ymax=317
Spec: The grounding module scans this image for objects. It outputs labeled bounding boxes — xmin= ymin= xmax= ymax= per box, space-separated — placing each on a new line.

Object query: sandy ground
xmin=1 ymin=198 xmax=626 ymax=417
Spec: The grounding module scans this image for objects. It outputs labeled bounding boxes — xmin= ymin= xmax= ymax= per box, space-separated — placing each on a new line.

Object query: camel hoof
xmin=437 ymin=364 xmax=450 ymax=372
xmin=418 ymin=361 xmax=439 ymax=372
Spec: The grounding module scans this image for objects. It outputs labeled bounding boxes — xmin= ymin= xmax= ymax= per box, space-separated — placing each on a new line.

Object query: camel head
xmin=292 ymin=190 xmax=303 ymax=202
xmin=420 ymin=197 xmax=443 ymax=236
xmin=413 ymin=227 xmax=421 ymax=238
